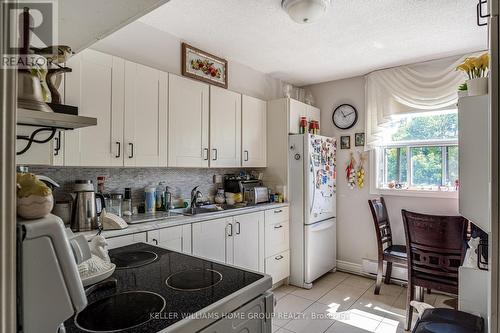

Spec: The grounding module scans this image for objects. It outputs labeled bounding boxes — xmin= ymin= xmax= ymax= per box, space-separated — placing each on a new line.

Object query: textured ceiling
xmin=139 ymin=0 xmax=487 ymax=86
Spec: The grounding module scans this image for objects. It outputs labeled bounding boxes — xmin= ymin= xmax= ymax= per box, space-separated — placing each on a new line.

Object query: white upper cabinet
xmin=168 ymin=74 xmax=210 ymax=168
xmin=458 ymin=95 xmax=490 ymax=233
xmin=65 ymin=49 xmax=124 ymax=166
xmin=209 ymin=86 xmax=242 ymax=168
xmin=124 ymin=61 xmax=167 ymax=167
xmin=242 ymin=95 xmax=267 ymax=167
xmin=289 ymin=98 xmax=320 ymax=134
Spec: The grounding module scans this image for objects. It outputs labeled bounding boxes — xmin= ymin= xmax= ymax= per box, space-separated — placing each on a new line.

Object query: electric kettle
xmin=71 ymin=180 xmax=106 ymax=231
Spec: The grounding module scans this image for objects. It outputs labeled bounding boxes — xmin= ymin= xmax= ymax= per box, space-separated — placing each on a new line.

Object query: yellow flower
xmin=479 ymin=53 xmax=489 ymax=69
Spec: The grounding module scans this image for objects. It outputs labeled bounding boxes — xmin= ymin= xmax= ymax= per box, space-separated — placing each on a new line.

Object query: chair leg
xmin=384 ymin=261 xmax=393 ymax=285
xmin=405 ymin=284 xmax=415 ymax=331
xmin=375 ymin=258 xmax=383 ymax=295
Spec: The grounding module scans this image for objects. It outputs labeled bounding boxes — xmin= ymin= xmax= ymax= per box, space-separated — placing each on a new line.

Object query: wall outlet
xmin=213 ymin=175 xmax=223 ymax=184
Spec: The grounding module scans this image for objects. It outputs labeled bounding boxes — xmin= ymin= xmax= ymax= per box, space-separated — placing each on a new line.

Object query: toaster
xmin=244 ymin=186 xmax=269 ymax=205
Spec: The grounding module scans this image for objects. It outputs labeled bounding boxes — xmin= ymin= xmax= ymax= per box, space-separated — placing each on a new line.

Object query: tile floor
xmin=271 ymin=271 xmax=457 ymax=333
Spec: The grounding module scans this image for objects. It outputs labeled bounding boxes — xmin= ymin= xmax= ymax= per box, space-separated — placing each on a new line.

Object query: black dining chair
xmin=368 ymin=197 xmax=407 ymax=295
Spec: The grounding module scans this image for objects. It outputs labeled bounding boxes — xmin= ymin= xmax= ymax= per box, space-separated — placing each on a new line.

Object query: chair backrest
xmin=402 ymin=209 xmax=468 ymax=291
xmin=368 ymin=197 xmax=393 ymax=256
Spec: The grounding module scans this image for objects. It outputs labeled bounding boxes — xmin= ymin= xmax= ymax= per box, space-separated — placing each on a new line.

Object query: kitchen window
xmin=375 ymin=110 xmax=458 ymax=193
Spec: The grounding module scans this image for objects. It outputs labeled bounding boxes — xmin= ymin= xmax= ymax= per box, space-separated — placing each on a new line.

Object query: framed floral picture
xmin=182 ymin=43 xmax=228 ymax=88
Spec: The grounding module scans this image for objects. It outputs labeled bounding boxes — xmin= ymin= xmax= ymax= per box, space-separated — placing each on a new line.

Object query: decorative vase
xmin=467 ymin=77 xmax=488 ymax=96
xmin=457 ymin=90 xmax=468 ymax=98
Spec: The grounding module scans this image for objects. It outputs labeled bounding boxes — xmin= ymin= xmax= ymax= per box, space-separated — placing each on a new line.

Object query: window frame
xmin=372 ymin=139 xmax=459 ymax=198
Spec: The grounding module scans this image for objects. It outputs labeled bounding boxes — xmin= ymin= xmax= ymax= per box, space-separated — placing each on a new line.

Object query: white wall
xmin=305 ymin=76 xmax=459 ymax=268
xmin=90 ymin=21 xmax=285 ymax=101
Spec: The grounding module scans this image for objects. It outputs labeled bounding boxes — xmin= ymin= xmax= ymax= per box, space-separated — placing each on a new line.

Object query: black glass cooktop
xmin=75 ymin=291 xmax=166 ymax=332
xmin=166 ymin=269 xmax=223 ymax=291
xmin=110 ymin=250 xmax=158 ymax=269
xmin=65 ymin=243 xmax=267 ymax=333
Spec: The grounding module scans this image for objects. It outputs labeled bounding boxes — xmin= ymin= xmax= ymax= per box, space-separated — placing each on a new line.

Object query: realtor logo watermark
xmin=2 ymin=0 xmax=58 ymax=69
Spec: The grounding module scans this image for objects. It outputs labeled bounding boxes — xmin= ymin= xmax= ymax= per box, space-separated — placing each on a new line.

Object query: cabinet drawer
xmin=265 ymin=250 xmax=290 ymax=284
xmin=265 ymin=220 xmax=289 ymax=257
xmin=264 ymin=207 xmax=289 ymax=224
xmin=107 ymin=232 xmax=146 ymax=249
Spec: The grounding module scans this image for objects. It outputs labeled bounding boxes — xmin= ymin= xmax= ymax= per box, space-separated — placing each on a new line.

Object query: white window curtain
xmin=365 ymin=53 xmax=481 ymax=149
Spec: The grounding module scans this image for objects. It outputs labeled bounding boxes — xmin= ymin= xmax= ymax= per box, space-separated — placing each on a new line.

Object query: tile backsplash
xmin=28 ymin=166 xmax=262 ymax=207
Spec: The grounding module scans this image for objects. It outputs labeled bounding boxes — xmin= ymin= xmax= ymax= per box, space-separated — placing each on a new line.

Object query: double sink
xmin=169 ymin=204 xmax=244 ymax=216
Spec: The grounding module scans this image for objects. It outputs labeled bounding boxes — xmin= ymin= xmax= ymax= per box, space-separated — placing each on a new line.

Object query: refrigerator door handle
xmin=310 ymin=221 xmax=335 ymax=232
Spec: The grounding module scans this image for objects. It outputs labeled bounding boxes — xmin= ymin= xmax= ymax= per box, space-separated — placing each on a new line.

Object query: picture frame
xmin=182 ymin=42 xmax=228 ymax=88
xmin=340 ymin=135 xmax=351 ymax=149
xmin=355 ymin=133 xmax=365 ymax=147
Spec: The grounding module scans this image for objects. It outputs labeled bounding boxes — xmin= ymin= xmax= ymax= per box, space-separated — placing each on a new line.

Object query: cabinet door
xmin=65 ymin=49 xmax=124 ymax=166
xmin=192 ymin=218 xmax=231 ymax=263
xmin=288 ymin=98 xmax=309 ymax=134
xmin=242 ymin=95 xmax=267 ymax=167
xmin=106 ymin=232 xmax=147 ymax=249
xmin=168 ymin=74 xmax=209 ymax=167
xmin=233 ymin=212 xmax=261 ymax=271
xmin=210 ymin=86 xmax=241 ymax=168
xmin=147 ymin=227 xmax=182 ymax=252
xmin=124 ymin=62 xmax=167 ymax=167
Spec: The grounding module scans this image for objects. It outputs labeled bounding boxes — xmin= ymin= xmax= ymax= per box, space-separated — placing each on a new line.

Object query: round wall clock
xmin=332 ymin=104 xmax=358 ymax=130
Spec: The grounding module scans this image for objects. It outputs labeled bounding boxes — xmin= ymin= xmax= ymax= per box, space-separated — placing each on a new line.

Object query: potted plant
xmin=457 ymin=82 xmax=468 ymax=98
xmin=456 ymin=53 xmax=489 ymax=96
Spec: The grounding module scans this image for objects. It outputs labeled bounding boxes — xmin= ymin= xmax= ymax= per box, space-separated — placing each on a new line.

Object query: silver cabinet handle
xmin=53 ymin=131 xmax=61 ymax=156
xmin=244 ymin=150 xmax=249 ymax=161
xmin=274 ymin=224 xmax=283 ymax=229
xmin=274 ymin=209 xmax=283 ymax=214
xmin=203 ymin=148 xmax=209 ymax=160
xmin=227 ymin=223 xmax=233 ymax=237
xmin=128 ymin=143 xmax=134 ymax=159
xmin=212 ymin=148 xmax=218 ymax=161
xmin=235 ymin=221 xmax=241 ymax=235
xmin=275 ymin=255 xmax=284 ymax=260
xmin=115 ymin=141 xmax=121 ymax=158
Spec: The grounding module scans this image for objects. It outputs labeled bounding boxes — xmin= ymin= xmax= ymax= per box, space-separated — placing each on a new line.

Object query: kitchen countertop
xmin=78 ymin=202 xmax=289 ymax=240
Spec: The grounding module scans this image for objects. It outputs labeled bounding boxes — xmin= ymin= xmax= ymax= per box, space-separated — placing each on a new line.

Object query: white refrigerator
xmin=288 ymin=134 xmax=337 ymax=289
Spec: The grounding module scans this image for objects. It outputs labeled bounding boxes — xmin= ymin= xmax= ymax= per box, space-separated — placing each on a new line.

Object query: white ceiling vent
xmin=281 ymin=0 xmax=331 ymax=24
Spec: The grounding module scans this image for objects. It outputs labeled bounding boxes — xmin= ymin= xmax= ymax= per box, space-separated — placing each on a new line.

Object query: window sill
xmin=371 ymin=188 xmax=458 ymax=199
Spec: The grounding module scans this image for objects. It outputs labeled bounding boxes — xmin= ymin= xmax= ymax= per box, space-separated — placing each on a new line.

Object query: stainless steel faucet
xmin=190 ymin=186 xmax=203 ymax=209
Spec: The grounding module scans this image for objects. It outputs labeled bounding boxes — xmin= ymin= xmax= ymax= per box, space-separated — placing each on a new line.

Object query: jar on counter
xmin=144 ymin=186 xmax=156 ymax=213
xmin=122 ymin=188 xmax=132 ymax=216
xmin=108 ymin=193 xmax=123 ymax=217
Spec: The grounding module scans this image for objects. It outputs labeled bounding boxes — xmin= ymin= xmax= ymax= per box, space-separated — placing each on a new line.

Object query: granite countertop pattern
xmin=78 ymin=203 xmax=289 ymax=240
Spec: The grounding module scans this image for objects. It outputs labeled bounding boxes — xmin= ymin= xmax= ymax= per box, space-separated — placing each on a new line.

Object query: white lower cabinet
xmin=147 ymin=225 xmax=192 ymax=253
xmin=192 ymin=218 xmax=231 ymax=263
xmin=264 ymin=207 xmax=290 ymax=284
xmin=192 ymin=212 xmax=264 ymax=271
xmin=231 ymin=212 xmax=262 ymax=271
xmin=106 ymin=232 xmax=147 ymax=249
xmin=264 ymin=250 xmax=290 ymax=284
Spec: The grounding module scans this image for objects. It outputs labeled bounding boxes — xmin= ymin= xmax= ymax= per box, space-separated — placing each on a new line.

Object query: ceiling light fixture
xmin=281 ymin=0 xmax=331 ymax=24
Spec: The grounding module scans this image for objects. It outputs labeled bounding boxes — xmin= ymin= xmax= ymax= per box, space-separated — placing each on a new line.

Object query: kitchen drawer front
xmin=265 ymin=250 xmax=290 ymax=284
xmin=148 ymin=226 xmax=184 ymax=252
xmin=265 ymin=220 xmax=289 ymax=257
xmin=264 ymin=207 xmax=289 ymax=224
xmin=107 ymin=232 xmax=146 ymax=249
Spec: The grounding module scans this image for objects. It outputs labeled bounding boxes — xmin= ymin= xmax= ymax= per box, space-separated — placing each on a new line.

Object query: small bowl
xmin=17 ymin=194 xmax=54 ymax=219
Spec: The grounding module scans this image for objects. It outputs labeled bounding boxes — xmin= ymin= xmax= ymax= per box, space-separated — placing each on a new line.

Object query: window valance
xmin=365 ymin=54 xmax=481 ymax=149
